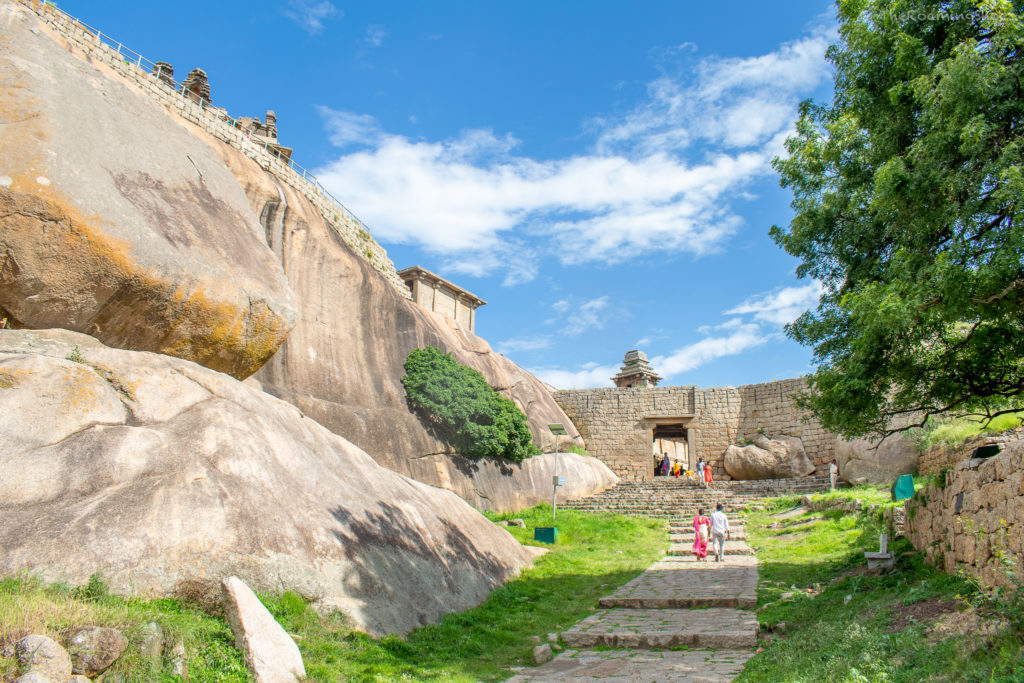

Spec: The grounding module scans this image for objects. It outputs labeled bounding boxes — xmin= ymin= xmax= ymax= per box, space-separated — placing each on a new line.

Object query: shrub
xmin=402 ymin=347 xmax=540 ymax=462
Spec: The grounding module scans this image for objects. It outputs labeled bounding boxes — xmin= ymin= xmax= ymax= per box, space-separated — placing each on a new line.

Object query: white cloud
xmin=313 ymin=26 xmax=832 ymax=282
xmin=562 ymin=296 xmax=610 ymax=336
xmin=496 ymin=336 xmax=553 ymax=354
xmin=653 ymin=323 xmax=770 ymax=376
xmin=530 ymin=364 xmax=619 ymax=390
xmin=725 ymin=282 xmax=823 ymax=326
xmin=284 ymin=0 xmax=339 ymax=35
xmin=552 ymin=300 xmax=570 ymax=313
xmin=366 ymin=25 xmax=388 ymax=46
xmin=318 ymin=108 xmax=384 ymax=148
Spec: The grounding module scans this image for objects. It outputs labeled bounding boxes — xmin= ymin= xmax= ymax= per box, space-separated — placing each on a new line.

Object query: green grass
xmin=272 ymin=505 xmax=666 ymax=681
xmin=0 ymin=574 xmax=249 ymax=681
xmin=1 ymin=507 xmax=665 ymax=682
xmin=920 ymin=411 xmax=1024 ymax=449
xmin=738 ymin=489 xmax=1024 ymax=682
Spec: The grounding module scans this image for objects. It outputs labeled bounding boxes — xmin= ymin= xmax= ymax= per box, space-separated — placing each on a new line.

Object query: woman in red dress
xmin=704 ymin=463 xmax=714 ymax=485
xmin=692 ymin=508 xmax=711 ymax=561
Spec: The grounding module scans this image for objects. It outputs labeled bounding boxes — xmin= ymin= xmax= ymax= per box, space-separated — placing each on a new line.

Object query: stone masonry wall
xmin=556 ymin=378 xmax=836 ymax=481
xmin=905 ymin=439 xmax=1024 ymax=589
xmin=20 ymin=0 xmax=410 ymax=298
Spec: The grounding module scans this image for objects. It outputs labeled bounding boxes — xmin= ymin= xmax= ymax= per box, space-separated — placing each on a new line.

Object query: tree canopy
xmin=402 ymin=346 xmax=540 ymax=462
xmin=772 ymin=0 xmax=1024 ymax=438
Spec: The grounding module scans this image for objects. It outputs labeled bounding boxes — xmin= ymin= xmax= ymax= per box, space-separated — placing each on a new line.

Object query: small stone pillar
xmin=182 ymin=68 xmax=211 ymax=104
xmin=153 ymin=61 xmax=174 ymax=86
xmin=264 ymin=110 xmax=277 ymax=140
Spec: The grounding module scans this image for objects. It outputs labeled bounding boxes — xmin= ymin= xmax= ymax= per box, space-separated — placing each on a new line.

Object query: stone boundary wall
xmin=905 ymin=439 xmax=1024 ymax=589
xmin=18 ymin=0 xmax=410 ymax=298
xmin=556 ymin=378 xmax=836 ymax=481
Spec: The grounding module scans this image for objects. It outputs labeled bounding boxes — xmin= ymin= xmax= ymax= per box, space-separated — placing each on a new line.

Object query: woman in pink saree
xmin=693 ymin=508 xmax=711 ymax=561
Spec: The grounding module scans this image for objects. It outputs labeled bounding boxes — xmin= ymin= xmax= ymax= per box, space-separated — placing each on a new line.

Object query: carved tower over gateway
xmin=611 ymin=349 xmax=662 ymax=388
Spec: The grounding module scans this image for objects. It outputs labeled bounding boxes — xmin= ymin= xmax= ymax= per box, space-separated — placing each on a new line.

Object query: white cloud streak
xmin=314 ymin=29 xmax=832 ymax=282
xmin=725 ymin=282 xmax=823 ymax=326
xmin=284 ymin=0 xmax=340 ymax=35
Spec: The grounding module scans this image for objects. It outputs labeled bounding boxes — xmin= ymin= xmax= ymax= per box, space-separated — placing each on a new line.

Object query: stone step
xmin=669 ymin=540 xmax=751 ymax=556
xmin=562 ymin=608 xmax=758 ymax=650
xmin=597 ymin=555 xmax=758 ymax=610
xmin=505 ymin=648 xmax=753 ymax=682
xmin=670 ymin=531 xmax=746 ymax=543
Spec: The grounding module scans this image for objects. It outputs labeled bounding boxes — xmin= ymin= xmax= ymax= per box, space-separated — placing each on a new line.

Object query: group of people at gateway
xmin=692 ymin=503 xmax=731 ymax=562
xmin=655 ymin=452 xmax=713 ymax=485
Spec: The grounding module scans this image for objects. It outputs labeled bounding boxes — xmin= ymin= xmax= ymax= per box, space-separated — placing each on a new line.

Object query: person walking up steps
xmin=711 ymin=503 xmax=730 ymax=562
xmin=692 ymin=508 xmax=711 ymax=561
xmin=696 ymin=458 xmax=706 ymax=488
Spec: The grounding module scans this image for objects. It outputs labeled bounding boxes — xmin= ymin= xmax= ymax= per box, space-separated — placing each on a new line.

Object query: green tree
xmin=772 ymin=0 xmax=1024 ymax=438
xmin=402 ymin=346 xmax=540 ymax=462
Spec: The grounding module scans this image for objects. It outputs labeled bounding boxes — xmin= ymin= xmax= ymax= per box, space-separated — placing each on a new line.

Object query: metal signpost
xmin=548 ymin=423 xmax=568 ymax=521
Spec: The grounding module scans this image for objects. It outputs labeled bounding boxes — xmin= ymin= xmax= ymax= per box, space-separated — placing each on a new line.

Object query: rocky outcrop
xmin=724 ymin=434 xmax=815 ymax=480
xmin=836 ymin=433 xmax=918 ymax=486
xmin=0 ymin=1 xmax=609 ymax=510
xmin=0 ymin=329 xmax=536 ymax=635
xmin=0 ymin=2 xmax=295 ymax=379
xmin=222 ymin=576 xmax=306 ymax=683
xmin=213 ymin=133 xmax=602 ymax=510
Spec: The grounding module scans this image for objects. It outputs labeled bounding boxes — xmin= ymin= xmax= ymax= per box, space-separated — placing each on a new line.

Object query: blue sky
xmin=58 ymin=0 xmax=837 ymax=389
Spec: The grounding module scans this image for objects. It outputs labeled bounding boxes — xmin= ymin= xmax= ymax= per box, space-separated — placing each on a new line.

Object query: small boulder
xmin=137 ymin=622 xmax=164 ymax=666
xmin=68 ymin=626 xmax=128 ymax=677
xmin=500 ymin=519 xmax=527 ymax=528
xmin=221 ymin=576 xmax=306 ymax=682
xmin=527 ymin=635 xmax=541 ymax=645
xmin=69 ymin=677 xmax=92 ymax=682
xmin=532 ymin=644 xmax=553 ymax=664
xmin=15 ymin=635 xmax=71 ymax=682
xmin=546 ymin=632 xmax=559 ymax=643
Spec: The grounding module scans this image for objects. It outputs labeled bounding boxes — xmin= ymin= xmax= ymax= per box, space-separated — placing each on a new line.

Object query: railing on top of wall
xmin=17 ymin=0 xmax=410 ymax=296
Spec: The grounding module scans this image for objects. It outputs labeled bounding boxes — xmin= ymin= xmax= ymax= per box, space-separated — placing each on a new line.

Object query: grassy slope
xmin=1 ymin=506 xmax=665 ymax=682
xmin=738 ymin=490 xmax=1024 ymax=683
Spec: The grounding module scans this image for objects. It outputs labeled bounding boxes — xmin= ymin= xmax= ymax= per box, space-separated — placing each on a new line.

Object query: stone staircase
xmin=508 ymin=514 xmax=761 ymax=681
xmin=560 ymin=475 xmax=830 ymax=518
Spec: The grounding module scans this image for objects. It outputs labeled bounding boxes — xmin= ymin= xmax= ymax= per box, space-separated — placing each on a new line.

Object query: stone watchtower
xmin=611 ymin=350 xmax=662 ymax=388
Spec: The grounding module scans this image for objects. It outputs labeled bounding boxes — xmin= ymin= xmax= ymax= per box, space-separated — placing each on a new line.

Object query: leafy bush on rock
xmin=402 ymin=347 xmax=539 ymax=462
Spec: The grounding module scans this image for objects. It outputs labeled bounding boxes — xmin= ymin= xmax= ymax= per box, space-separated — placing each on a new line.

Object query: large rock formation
xmin=836 ymin=433 xmax=918 ymax=486
xmin=0 ymin=2 xmax=296 ymax=379
xmin=0 ymin=0 xmax=612 ymax=510
xmin=724 ymin=433 xmax=815 ymax=480
xmin=0 ymin=329 xmax=536 ymax=635
xmin=211 ymin=120 xmax=604 ymax=510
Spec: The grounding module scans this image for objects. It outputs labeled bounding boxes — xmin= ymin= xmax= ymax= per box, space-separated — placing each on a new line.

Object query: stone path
xmin=508 ymin=518 xmax=758 ymax=682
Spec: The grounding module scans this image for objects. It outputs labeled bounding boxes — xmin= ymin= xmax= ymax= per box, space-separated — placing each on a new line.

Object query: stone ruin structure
xmin=555 ymin=351 xmax=837 ymax=481
xmin=237 ymin=110 xmax=293 ymax=162
xmin=152 ymin=61 xmax=174 ymax=86
xmin=181 ymin=67 xmax=211 ymax=104
xmin=612 ymin=349 xmax=662 ymax=388
xmin=399 ymin=266 xmax=486 ymax=333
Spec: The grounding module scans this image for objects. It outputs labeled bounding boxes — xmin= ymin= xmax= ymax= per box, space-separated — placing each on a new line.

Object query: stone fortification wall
xmin=918 ymin=429 xmax=1024 ymax=476
xmin=905 ymin=440 xmax=1024 ymax=589
xmin=738 ymin=378 xmax=836 ymax=467
xmin=19 ymin=0 xmax=409 ymax=297
xmin=556 ymin=378 xmax=836 ymax=481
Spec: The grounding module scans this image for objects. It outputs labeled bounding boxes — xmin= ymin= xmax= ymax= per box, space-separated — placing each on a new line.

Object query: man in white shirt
xmin=710 ymin=503 xmax=730 ymax=562
xmin=829 ymin=459 xmax=839 ymax=491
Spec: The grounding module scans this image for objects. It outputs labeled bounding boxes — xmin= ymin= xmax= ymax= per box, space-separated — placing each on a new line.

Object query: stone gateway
xmin=555 ymin=353 xmax=837 ymax=481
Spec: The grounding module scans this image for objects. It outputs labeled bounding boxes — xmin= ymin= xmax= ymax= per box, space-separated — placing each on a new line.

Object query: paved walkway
xmin=508 ymin=518 xmax=758 ymax=682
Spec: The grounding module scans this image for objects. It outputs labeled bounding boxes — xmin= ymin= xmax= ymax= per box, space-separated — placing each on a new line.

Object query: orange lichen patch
xmin=55 ymin=363 xmax=109 ymax=414
xmin=1 ymin=183 xmax=288 ymax=379
xmin=0 ymin=368 xmax=25 ymax=389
